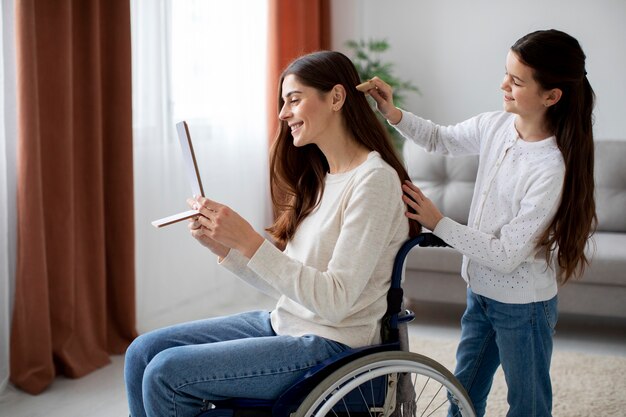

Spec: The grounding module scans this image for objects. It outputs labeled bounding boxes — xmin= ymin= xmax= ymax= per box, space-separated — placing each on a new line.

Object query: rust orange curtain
xmin=10 ymin=0 xmax=137 ymax=395
xmin=267 ymin=0 xmax=331 ymax=142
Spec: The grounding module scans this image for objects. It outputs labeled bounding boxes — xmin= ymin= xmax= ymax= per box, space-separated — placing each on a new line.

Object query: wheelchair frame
xmin=197 ymin=233 xmax=475 ymax=417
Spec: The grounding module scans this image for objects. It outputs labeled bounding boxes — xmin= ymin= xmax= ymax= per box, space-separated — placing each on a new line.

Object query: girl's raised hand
xmin=363 ymin=77 xmax=403 ymax=125
xmin=402 ymin=181 xmax=444 ymax=231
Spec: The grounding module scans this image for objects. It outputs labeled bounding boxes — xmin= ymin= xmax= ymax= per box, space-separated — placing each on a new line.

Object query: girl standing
xmin=367 ymin=29 xmax=596 ymax=416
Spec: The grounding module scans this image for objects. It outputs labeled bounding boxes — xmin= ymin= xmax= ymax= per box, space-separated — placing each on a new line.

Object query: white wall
xmin=331 ymin=0 xmax=626 ymax=140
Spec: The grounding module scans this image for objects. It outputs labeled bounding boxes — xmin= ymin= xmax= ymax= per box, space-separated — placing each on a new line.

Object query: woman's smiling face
xmin=279 ymin=74 xmax=335 ymax=148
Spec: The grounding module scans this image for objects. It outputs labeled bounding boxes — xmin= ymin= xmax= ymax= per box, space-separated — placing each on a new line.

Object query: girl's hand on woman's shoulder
xmin=401 ymin=181 xmax=444 ymax=231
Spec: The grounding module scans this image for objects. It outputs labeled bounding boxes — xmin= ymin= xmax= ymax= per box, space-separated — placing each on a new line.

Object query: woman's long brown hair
xmin=512 ymin=30 xmax=597 ymax=283
xmin=266 ymin=51 xmax=420 ymax=245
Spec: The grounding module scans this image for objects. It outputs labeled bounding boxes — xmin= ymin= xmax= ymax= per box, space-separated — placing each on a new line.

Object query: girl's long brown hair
xmin=512 ymin=29 xmax=597 ymax=283
xmin=266 ymin=51 xmax=420 ymax=245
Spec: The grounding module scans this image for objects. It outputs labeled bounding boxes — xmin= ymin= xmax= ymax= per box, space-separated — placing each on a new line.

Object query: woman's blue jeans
xmin=124 ymin=310 xmax=350 ymax=417
xmin=448 ymin=288 xmax=558 ymax=417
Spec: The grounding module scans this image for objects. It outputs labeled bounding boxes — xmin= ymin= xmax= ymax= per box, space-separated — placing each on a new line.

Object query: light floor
xmin=1 ymin=303 xmax=624 ymax=417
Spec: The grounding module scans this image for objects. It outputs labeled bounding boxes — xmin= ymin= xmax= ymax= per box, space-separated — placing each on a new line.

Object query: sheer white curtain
xmin=131 ymin=0 xmax=274 ymax=333
xmin=0 ymin=0 xmax=17 ymax=396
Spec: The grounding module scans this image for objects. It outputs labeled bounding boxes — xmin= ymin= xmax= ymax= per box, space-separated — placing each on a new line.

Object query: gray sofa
xmin=402 ymin=139 xmax=626 ymax=319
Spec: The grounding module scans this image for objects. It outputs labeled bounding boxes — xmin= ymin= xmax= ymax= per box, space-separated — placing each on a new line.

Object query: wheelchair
xmin=197 ymin=233 xmax=476 ymax=417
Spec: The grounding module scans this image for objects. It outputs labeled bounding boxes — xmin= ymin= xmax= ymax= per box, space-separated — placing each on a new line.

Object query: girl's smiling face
xmin=501 ymin=50 xmax=558 ymax=119
xmin=278 ymin=74 xmax=335 ymax=148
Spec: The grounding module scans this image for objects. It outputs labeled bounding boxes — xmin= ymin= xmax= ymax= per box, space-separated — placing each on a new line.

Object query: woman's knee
xmin=125 ymin=333 xmax=155 ymax=367
xmin=142 ymin=349 xmax=182 ymax=401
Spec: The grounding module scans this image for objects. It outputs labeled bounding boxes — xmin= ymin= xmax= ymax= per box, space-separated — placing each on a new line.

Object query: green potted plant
xmin=346 ymin=39 xmax=420 ymax=154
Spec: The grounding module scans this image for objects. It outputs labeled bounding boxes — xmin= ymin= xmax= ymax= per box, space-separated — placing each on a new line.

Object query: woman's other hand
xmin=402 ymin=181 xmax=444 ymax=231
xmin=365 ymin=76 xmax=403 ymax=125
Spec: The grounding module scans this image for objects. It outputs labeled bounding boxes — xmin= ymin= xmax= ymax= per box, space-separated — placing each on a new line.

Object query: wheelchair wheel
xmin=292 ymin=351 xmax=475 ymax=417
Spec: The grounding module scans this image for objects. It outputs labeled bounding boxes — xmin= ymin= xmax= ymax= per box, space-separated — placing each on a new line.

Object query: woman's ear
xmin=331 ymin=84 xmax=347 ymax=111
xmin=544 ymin=88 xmax=562 ymax=108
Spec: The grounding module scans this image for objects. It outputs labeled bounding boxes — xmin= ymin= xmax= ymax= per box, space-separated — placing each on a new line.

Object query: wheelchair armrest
xmin=391 ymin=233 xmax=450 ymax=284
xmin=382 ymin=233 xmax=449 ymax=342
xmin=416 ymin=232 xmax=449 ymax=248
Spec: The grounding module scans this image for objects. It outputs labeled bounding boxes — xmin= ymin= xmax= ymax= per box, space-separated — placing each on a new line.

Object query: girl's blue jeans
xmin=448 ymin=288 xmax=558 ymax=417
xmin=124 ymin=310 xmax=350 ymax=417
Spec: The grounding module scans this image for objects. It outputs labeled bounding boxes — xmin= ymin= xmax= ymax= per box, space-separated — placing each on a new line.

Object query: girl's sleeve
xmin=392 ymin=109 xmax=483 ymax=156
xmin=245 ymin=169 xmax=405 ymax=324
xmin=432 ymin=169 xmax=564 ymax=273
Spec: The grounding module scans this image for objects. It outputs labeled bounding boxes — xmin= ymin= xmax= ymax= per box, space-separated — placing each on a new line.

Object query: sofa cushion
xmin=405 ymin=232 xmax=625 ymax=287
xmin=594 ymin=140 xmax=626 ymax=232
xmin=581 ymin=232 xmax=626 ymax=286
xmin=403 ymin=141 xmax=478 ymax=225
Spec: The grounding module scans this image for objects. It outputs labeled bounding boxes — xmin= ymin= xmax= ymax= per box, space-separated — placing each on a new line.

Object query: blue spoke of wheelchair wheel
xmin=340 ymin=392 xmax=350 ymax=417
xmin=369 ymin=377 xmax=374 ymax=411
xmin=368 ymin=373 xmax=377 ymax=417
xmin=355 ymin=380 xmax=374 ymax=417
xmin=349 ymin=374 xmax=375 ymax=417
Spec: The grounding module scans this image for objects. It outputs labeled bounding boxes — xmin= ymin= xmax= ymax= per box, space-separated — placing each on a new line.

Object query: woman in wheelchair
xmin=124 ymin=50 xmax=421 ymax=417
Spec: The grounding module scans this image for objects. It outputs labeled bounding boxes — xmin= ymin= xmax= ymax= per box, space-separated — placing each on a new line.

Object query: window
xmin=130 ymin=0 xmax=271 ymax=332
xmin=131 ymin=0 xmax=268 ymax=143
